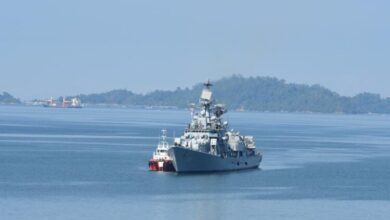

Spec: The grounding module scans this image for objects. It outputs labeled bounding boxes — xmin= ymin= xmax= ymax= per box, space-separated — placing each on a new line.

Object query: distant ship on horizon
xmin=42 ymin=97 xmax=82 ymax=108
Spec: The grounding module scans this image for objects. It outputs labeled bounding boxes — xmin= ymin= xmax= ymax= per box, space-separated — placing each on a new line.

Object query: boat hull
xmin=43 ymin=104 xmax=82 ymax=108
xmin=148 ymin=159 xmax=175 ymax=172
xmin=168 ymin=146 xmax=262 ymax=173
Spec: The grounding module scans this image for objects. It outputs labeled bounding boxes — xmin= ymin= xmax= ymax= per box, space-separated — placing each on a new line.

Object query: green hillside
xmin=0 ymin=92 xmax=21 ymax=104
xmin=77 ymin=75 xmax=390 ymax=114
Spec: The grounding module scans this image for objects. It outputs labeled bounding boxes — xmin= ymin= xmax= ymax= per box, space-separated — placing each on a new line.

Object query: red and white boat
xmin=149 ymin=130 xmax=175 ymax=172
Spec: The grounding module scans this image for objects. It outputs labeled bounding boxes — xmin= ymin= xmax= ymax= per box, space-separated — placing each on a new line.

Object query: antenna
xmin=204 ymin=79 xmax=212 ymax=89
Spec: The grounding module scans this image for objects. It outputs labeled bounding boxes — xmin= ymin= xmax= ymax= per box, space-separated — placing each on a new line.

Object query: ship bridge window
xmin=239 ymin=151 xmax=243 ymax=157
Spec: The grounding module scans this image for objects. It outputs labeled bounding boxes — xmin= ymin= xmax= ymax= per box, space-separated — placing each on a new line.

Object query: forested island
xmin=75 ymin=75 xmax=390 ymax=114
xmin=0 ymin=92 xmax=21 ymax=104
xmin=4 ymin=75 xmax=390 ymax=114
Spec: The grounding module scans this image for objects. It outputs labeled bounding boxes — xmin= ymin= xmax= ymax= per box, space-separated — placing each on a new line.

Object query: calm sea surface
xmin=1 ymin=105 xmax=390 ymax=220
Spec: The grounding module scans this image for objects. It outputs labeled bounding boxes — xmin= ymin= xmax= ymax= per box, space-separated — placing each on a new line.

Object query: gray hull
xmin=168 ymin=146 xmax=262 ymax=173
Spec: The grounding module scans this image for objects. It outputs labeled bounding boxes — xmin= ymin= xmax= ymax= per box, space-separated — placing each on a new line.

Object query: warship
xmin=167 ymin=81 xmax=262 ymax=172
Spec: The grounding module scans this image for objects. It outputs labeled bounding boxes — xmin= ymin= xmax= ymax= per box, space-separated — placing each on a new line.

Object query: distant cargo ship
xmin=43 ymin=97 xmax=82 ymax=108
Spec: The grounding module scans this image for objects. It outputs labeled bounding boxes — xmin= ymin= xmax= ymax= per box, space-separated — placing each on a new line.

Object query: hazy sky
xmin=1 ymin=0 xmax=389 ymax=99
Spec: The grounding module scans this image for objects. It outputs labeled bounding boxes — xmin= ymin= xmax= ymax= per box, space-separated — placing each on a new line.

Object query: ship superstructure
xmin=167 ymin=81 xmax=262 ymax=172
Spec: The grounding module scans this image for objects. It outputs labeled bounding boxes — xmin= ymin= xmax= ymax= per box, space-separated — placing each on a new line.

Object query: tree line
xmin=76 ymin=75 xmax=390 ymax=114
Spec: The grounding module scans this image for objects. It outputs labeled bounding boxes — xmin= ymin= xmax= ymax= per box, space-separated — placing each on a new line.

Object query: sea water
xmin=1 ymin=106 xmax=390 ymax=220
